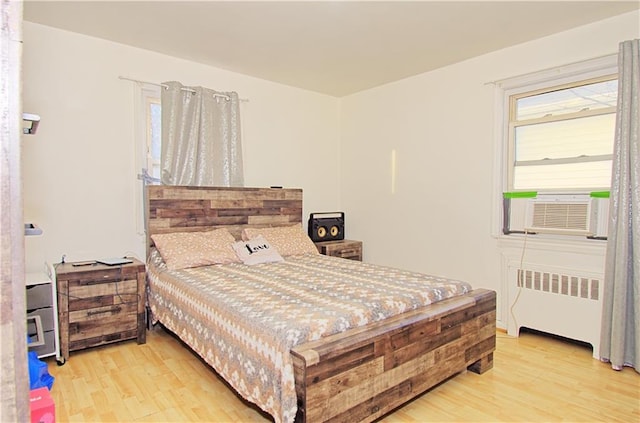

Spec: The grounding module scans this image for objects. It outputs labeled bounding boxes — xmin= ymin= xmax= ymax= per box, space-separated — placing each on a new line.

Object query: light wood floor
xmin=44 ymin=327 xmax=639 ymax=422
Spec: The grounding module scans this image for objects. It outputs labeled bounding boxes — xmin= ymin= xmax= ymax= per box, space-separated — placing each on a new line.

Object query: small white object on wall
xmin=22 ymin=112 xmax=40 ymax=135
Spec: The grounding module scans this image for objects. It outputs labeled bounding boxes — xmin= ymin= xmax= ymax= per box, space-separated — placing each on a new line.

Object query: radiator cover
xmin=507 ymin=265 xmax=604 ymax=358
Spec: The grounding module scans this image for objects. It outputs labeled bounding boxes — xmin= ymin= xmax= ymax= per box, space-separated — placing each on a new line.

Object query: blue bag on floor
xmin=28 ymin=351 xmax=55 ymax=390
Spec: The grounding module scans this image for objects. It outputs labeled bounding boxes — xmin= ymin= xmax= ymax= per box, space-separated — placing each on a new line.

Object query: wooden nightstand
xmin=315 ymin=239 xmax=363 ymax=261
xmin=55 ymin=258 xmax=146 ymax=361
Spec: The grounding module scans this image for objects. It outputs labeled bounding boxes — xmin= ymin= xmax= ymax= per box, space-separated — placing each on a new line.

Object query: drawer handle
xmin=83 ymin=278 xmax=129 ymax=285
xmin=87 ymin=306 xmax=121 ymax=316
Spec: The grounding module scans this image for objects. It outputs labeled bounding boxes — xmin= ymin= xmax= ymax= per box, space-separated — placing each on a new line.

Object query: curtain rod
xmin=118 ymin=76 xmax=249 ymax=102
xmin=483 ymin=53 xmax=617 ymax=86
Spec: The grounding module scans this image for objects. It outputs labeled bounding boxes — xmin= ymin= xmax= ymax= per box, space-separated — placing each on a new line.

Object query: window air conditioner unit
xmin=524 ymin=194 xmax=606 ymax=237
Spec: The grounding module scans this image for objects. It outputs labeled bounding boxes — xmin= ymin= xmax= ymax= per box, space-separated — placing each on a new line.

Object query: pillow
xmin=151 ymin=228 xmax=239 ymax=270
xmin=232 ymin=235 xmax=284 ymax=265
xmin=241 ymin=223 xmax=319 ymax=257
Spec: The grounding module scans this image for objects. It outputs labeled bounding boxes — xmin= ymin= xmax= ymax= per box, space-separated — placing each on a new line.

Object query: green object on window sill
xmin=590 ymin=191 xmax=610 ymax=198
xmin=503 ymin=191 xmax=537 ymax=199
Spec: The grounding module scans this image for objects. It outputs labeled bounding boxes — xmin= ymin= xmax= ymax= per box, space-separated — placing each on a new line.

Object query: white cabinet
xmin=26 ymin=264 xmax=62 ymax=363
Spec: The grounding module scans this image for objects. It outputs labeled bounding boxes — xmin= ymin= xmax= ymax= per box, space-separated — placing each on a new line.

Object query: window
xmin=132 ymin=84 xmax=162 ymax=237
xmin=146 ymin=97 xmax=161 ymax=180
xmin=138 ymin=84 xmax=161 ymax=181
xmin=492 ymin=54 xmax=619 ymax=239
xmin=507 ymin=76 xmax=617 ymax=192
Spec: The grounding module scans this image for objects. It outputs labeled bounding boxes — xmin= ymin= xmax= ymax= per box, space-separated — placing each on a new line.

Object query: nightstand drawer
xmin=68 ymin=278 xmax=138 ymax=312
xmin=315 ymin=239 xmax=363 ymax=261
xmin=333 ymin=247 xmax=361 ymax=260
xmin=65 ymin=266 xmax=141 ymax=285
xmin=69 ymin=302 xmax=138 ymax=342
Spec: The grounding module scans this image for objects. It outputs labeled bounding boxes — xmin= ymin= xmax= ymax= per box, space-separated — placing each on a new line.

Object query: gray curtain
xmin=161 ymin=81 xmax=244 ymax=187
xmin=600 ymin=39 xmax=639 ymax=373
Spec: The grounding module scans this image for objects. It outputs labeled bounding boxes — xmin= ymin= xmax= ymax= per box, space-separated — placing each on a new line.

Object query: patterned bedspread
xmin=146 ymin=250 xmax=472 ymax=423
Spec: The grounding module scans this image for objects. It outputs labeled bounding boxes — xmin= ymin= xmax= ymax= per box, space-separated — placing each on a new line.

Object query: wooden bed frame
xmin=145 ymin=185 xmax=496 ymax=423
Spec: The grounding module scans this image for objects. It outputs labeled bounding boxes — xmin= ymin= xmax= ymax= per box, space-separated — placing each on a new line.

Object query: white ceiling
xmin=23 ymin=1 xmax=640 ymax=97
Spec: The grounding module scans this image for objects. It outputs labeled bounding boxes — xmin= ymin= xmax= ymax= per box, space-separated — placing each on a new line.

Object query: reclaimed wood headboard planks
xmin=145 ymin=185 xmax=303 ymax=252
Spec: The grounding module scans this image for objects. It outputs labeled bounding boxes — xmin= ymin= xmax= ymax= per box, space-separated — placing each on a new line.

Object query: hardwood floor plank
xmin=43 ymin=327 xmax=639 ymax=422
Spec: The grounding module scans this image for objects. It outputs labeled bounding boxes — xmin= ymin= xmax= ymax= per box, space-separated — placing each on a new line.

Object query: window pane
xmin=150 ymin=103 xmax=161 ymax=160
xmin=516 ymin=79 xmax=617 ymax=120
xmin=515 ymin=113 xmax=615 ymax=162
xmin=513 ymin=161 xmax=612 ymax=190
xmin=149 ymin=102 xmax=161 ymax=179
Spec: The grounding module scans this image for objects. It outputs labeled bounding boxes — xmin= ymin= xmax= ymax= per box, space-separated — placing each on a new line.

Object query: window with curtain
xmin=138 ymin=82 xmax=244 ymax=187
xmin=160 ymin=81 xmax=244 ymax=187
xmin=507 ymin=76 xmax=618 ymax=192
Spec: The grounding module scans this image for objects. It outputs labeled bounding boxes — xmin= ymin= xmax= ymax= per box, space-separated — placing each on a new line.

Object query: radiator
xmin=506 ymin=265 xmax=604 ymax=358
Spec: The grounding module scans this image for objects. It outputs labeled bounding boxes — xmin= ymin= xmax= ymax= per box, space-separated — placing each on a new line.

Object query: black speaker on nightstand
xmin=308 ymin=212 xmax=345 ymax=242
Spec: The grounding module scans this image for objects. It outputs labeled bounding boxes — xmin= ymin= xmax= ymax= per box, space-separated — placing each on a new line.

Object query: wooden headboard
xmin=145 ymin=185 xmax=303 ymax=251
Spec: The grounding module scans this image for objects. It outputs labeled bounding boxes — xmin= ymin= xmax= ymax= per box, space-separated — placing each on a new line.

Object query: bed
xmin=145 ymin=185 xmax=496 ymax=423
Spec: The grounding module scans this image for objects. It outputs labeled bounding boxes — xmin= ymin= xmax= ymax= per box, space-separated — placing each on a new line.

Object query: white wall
xmin=340 ymin=11 xmax=640 ymax=329
xmin=21 ymin=22 xmax=341 ymax=272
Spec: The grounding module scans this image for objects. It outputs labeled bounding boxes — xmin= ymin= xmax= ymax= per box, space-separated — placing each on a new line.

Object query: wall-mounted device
xmin=25 ymin=223 xmax=43 ymax=236
xmin=22 ymin=113 xmax=40 ymax=135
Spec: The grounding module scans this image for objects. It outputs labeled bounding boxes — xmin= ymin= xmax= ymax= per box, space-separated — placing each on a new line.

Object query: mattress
xmin=146 ymin=250 xmax=472 ymax=423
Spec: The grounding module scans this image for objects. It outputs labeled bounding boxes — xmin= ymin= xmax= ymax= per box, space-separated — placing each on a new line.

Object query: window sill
xmin=495 ymin=232 xmax=607 ymax=256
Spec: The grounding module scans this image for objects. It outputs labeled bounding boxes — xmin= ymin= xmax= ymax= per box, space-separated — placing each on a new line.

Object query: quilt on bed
xmin=146 ymin=250 xmax=472 ymax=423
